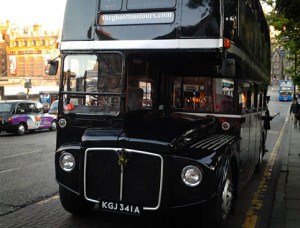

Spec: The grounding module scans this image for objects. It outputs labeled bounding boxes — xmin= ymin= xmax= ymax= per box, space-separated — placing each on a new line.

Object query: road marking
xmin=37 ymin=195 xmax=59 ymax=205
xmin=0 ymin=150 xmax=41 ymax=159
xmin=0 ymin=167 xmax=19 ymax=174
xmin=0 ymin=160 xmax=52 ymax=174
xmin=243 ymin=118 xmax=287 ymax=228
xmin=267 ymin=130 xmax=279 ymax=135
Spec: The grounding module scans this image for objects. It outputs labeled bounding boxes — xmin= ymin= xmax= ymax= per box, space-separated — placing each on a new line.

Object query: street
xmin=0 ymin=130 xmax=57 ymax=215
xmin=0 ymin=85 xmax=293 ymax=227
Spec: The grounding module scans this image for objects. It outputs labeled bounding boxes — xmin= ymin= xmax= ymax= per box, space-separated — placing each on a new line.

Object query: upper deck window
xmin=127 ymin=0 xmax=176 ymax=10
xmin=180 ymin=0 xmax=220 ymax=37
xmin=99 ymin=0 xmax=176 ymax=12
xmin=100 ymin=0 xmax=122 ymax=11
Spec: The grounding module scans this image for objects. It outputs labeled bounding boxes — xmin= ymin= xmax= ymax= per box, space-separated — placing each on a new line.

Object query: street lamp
xmin=294 ymin=52 xmax=298 ymax=98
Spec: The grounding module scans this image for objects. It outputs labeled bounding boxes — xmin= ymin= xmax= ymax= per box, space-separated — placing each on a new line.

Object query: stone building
xmin=271 ymin=48 xmax=292 ymax=83
xmin=0 ymin=21 xmax=9 ymax=77
xmin=0 ymin=21 xmax=60 ymax=102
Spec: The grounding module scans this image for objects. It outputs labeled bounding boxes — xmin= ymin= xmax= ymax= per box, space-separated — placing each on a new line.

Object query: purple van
xmin=0 ymin=100 xmax=57 ymax=136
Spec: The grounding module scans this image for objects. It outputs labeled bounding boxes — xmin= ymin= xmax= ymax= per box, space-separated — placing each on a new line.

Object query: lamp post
xmin=294 ymin=52 xmax=297 ymax=99
xmin=279 ymin=48 xmax=284 ymax=80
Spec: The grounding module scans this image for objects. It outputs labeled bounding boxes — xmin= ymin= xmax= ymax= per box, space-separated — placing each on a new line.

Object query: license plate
xmin=100 ymin=199 xmax=142 ymax=216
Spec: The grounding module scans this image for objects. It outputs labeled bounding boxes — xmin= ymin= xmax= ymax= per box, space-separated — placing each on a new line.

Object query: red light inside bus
xmin=223 ymin=38 xmax=231 ymax=49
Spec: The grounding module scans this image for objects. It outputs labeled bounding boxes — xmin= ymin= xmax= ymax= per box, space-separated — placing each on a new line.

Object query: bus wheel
xmin=16 ymin=123 xmax=26 ymax=136
xmin=219 ymin=165 xmax=234 ymax=225
xmin=205 ymin=165 xmax=234 ymax=227
xmin=59 ymin=186 xmax=95 ymax=215
xmin=49 ymin=120 xmax=57 ymax=131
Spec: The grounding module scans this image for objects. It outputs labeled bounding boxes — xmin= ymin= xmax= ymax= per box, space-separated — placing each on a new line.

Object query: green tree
xmin=276 ymin=0 xmax=300 ymax=21
xmin=262 ymin=0 xmax=300 ymax=89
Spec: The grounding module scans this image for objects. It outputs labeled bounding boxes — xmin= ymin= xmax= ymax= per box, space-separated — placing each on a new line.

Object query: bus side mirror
xmin=46 ymin=60 xmax=59 ymax=75
xmin=221 ymin=58 xmax=235 ymax=77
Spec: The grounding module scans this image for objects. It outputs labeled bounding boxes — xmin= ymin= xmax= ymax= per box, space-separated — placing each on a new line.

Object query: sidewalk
xmin=270 ymin=116 xmax=300 ymax=228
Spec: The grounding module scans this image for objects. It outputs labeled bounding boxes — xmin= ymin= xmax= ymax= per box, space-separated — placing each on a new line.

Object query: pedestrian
xmin=290 ymin=98 xmax=300 ymax=128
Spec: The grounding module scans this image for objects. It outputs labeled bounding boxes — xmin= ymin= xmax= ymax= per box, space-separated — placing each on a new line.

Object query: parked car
xmin=0 ymin=100 xmax=57 ymax=136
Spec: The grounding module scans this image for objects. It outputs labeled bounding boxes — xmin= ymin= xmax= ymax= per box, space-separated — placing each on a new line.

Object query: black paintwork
xmin=55 ymin=0 xmax=270 ymax=218
xmin=56 ymin=113 xmax=233 ymax=211
xmin=62 ymin=0 xmax=220 ymax=41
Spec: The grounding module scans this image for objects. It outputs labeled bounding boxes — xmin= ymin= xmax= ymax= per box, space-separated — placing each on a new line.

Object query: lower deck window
xmin=172 ymin=77 xmax=234 ymax=113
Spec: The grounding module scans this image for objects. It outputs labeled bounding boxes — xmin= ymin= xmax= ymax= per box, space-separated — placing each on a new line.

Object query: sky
xmin=0 ymin=0 xmax=272 ymax=30
xmin=261 ymin=2 xmax=273 ymax=14
xmin=0 ymin=0 xmax=67 ymax=30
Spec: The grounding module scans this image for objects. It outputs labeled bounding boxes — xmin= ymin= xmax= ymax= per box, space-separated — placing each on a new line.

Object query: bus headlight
xmin=59 ymin=152 xmax=75 ymax=172
xmin=181 ymin=165 xmax=202 ymax=187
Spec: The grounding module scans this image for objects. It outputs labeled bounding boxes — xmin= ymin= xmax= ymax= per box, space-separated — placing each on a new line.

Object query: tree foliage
xmin=261 ymin=0 xmax=300 ymax=86
xmin=276 ymin=0 xmax=300 ymax=21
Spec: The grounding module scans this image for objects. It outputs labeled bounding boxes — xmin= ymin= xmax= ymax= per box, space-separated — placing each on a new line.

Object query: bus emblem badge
xmin=117 ymin=149 xmax=129 ymax=167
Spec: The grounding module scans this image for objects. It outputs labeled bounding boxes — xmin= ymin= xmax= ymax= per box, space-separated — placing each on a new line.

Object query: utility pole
xmin=295 ymin=53 xmax=298 ymax=99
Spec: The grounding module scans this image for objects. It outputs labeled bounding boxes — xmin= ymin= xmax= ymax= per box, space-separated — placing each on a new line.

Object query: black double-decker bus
xmin=48 ymin=0 xmax=271 ymax=226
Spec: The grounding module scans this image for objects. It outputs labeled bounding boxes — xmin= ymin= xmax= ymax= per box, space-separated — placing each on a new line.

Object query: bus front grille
xmin=84 ymin=148 xmax=163 ymax=210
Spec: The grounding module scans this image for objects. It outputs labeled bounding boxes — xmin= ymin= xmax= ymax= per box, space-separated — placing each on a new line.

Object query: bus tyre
xmin=205 ymin=165 xmax=234 ymax=227
xmin=16 ymin=123 xmax=26 ymax=136
xmin=59 ymin=186 xmax=95 ymax=215
xmin=49 ymin=120 xmax=57 ymax=131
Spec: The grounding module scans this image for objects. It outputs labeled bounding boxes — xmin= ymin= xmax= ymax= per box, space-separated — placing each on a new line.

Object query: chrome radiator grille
xmin=84 ymin=148 xmax=163 ymax=210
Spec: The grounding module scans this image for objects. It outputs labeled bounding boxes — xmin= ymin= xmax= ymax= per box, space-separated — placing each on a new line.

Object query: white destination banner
xmin=99 ymin=12 xmax=175 ymax=25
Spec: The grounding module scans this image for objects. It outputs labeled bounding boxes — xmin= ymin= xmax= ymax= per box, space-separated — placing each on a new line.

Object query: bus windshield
xmin=62 ymin=53 xmax=123 ymax=116
xmin=279 ymin=86 xmax=292 ymax=92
